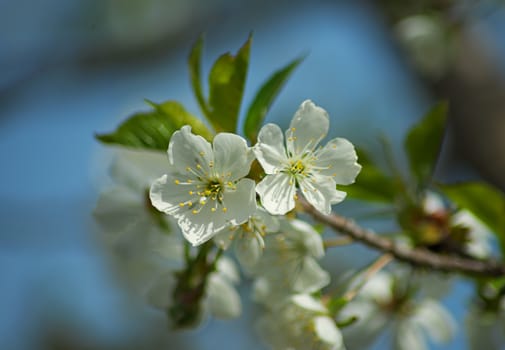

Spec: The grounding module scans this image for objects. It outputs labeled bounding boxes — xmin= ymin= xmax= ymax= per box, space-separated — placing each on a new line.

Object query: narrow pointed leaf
xmin=207 ymin=35 xmax=251 ymax=133
xmin=243 ymin=55 xmax=304 ymax=143
xmin=188 ymin=35 xmax=211 ymax=119
xmin=95 ymin=101 xmax=212 ymax=150
xmin=405 ymin=102 xmax=448 ymax=187
xmin=439 ymin=181 xmax=505 ymax=254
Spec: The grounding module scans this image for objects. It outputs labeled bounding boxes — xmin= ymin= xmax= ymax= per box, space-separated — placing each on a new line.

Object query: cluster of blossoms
xmin=95 ymin=99 xmax=484 ymax=350
xmin=146 ymin=100 xmax=360 ymax=348
xmin=95 ymin=100 xmax=361 ymax=348
xmin=150 ymin=99 xmax=361 ymax=246
xmin=94 ymin=149 xmax=243 ymax=323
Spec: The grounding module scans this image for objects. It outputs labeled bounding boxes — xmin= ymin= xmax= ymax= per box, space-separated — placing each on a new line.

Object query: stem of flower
xmin=300 ymin=197 xmax=505 ymax=277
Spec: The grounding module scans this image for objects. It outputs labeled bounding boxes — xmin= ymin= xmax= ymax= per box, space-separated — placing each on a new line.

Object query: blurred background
xmin=1 ymin=0 xmax=505 ymax=349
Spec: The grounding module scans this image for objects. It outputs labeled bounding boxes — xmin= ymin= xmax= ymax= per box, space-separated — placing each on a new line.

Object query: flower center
xmin=289 ymin=160 xmax=306 ymax=175
xmin=202 ymin=179 xmax=224 ymax=202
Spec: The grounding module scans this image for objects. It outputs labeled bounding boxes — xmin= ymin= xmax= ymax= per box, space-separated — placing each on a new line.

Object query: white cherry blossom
xmin=257 ymin=294 xmax=345 ymax=350
xmin=94 ymin=149 xmax=184 ymax=297
xmin=251 ymin=219 xmax=330 ymax=305
xmin=214 ymin=207 xmax=279 ymax=270
xmin=341 ymin=271 xmax=455 ymax=350
xmin=254 ymin=100 xmax=361 ymax=215
xmin=150 ymin=126 xmax=257 ymax=246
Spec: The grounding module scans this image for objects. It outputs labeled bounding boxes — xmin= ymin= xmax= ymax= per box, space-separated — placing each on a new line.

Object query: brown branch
xmin=300 ymin=199 xmax=505 ymax=277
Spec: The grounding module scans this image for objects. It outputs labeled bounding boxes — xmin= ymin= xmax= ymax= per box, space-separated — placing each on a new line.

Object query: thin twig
xmin=300 ymin=198 xmax=505 ymax=277
xmin=343 ymin=253 xmax=393 ymax=302
xmin=324 ymin=237 xmax=354 ymax=248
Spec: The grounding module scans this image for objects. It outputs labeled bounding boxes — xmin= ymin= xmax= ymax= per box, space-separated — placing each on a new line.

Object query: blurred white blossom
xmin=257 ymin=294 xmax=345 ymax=350
xmin=94 ymin=149 xmax=184 ymax=296
xmin=341 ymin=271 xmax=455 ymax=350
xmin=214 ymin=207 xmax=280 ymax=270
xmin=251 ymin=219 xmax=330 ymax=305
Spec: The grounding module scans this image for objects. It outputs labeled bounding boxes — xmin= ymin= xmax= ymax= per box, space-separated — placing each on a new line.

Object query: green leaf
xmin=188 ymin=35 xmax=211 ymax=119
xmin=243 ymin=55 xmax=304 ymax=143
xmin=405 ymin=102 xmax=448 ymax=187
xmin=96 ymin=100 xmax=212 ymax=151
xmin=344 ymin=148 xmax=398 ymax=203
xmin=207 ymin=35 xmax=251 ymax=133
xmin=439 ymin=181 xmax=505 ymax=254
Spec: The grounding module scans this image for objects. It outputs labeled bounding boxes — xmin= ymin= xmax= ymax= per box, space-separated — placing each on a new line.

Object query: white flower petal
xmin=174 ymin=179 xmax=255 ymax=246
xmin=394 ymin=321 xmax=428 ymax=350
xmin=453 ymin=210 xmax=492 ymax=259
xmin=299 ymin=175 xmax=346 ymax=215
xmin=234 ymin=232 xmax=263 ymax=269
xmin=222 ymin=178 xmax=257 ymax=225
xmin=213 ymin=132 xmax=254 ymax=180
xmin=360 ymin=271 xmax=394 ymax=303
xmin=413 ymin=300 xmax=455 ymax=343
xmin=256 ymin=173 xmax=297 ymax=215
xmin=213 ymin=229 xmax=236 ymax=250
xmin=255 ymin=207 xmax=280 ymax=233
xmin=314 ymin=137 xmax=361 ymax=185
xmin=256 ymin=311 xmax=284 ymax=349
xmin=314 ymin=316 xmax=343 ymax=348
xmin=293 ymin=257 xmax=330 ymax=293
xmin=286 ymin=100 xmax=329 ymax=156
xmin=215 ymin=256 xmax=240 ymax=284
xmin=110 ymin=148 xmax=170 ymax=190
xmin=284 ymin=219 xmax=325 ymax=258
xmin=149 ymin=174 xmax=194 ymax=216
xmin=422 ymin=191 xmax=445 ymax=214
xmin=168 ymin=125 xmax=214 ymax=175
xmin=94 ymin=188 xmax=146 ymax=235
xmin=341 ymin=301 xmax=388 ymax=348
xmin=206 ymin=273 xmax=242 ymax=319
xmin=252 ymin=277 xmax=270 ymax=303
xmin=254 ymin=123 xmax=288 ymax=174
xmin=176 ymin=203 xmax=229 ymax=246
xmin=292 ymin=294 xmax=327 ymax=312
